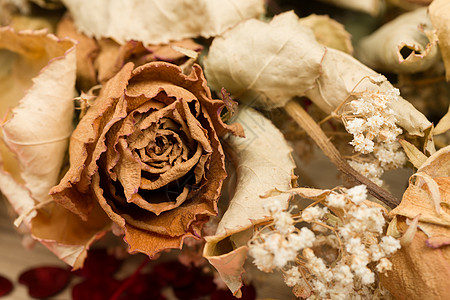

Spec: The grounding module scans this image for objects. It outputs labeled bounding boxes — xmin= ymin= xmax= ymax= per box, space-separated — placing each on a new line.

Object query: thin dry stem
xmin=285 ymin=99 xmax=399 ymax=208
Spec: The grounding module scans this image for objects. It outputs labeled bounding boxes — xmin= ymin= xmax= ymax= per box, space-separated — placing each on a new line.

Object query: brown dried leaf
xmin=385 ymin=146 xmax=450 ymax=298
xmin=204 ymin=107 xmax=295 ymax=297
xmin=429 ymin=0 xmax=450 ymax=81
xmin=380 ymin=223 xmax=450 ymax=300
xmin=62 ymin=0 xmax=264 ymax=44
xmin=358 ymin=8 xmax=439 ymax=73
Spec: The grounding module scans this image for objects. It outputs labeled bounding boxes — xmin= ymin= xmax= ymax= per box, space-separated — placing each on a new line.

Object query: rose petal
xmin=73 ymin=248 xmax=122 ymax=279
xmin=18 ymin=266 xmax=71 ymax=298
xmin=0 ymin=274 xmax=13 ymax=297
xmin=72 ymin=277 xmax=121 ymax=300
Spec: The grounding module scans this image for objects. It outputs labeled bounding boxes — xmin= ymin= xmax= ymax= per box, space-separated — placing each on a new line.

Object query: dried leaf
xmin=205 ymin=11 xmax=431 ymax=136
xmin=385 ymin=146 xmax=450 ymax=298
xmin=204 ymin=106 xmax=295 ymax=297
xmin=317 ymin=0 xmax=381 ymax=15
xmin=205 ymin=11 xmax=325 ymax=110
xmin=429 ymin=0 xmax=450 ymax=81
xmin=56 ymin=14 xmax=100 ymax=91
xmin=399 ymin=139 xmax=428 ymax=169
xmin=380 ymin=226 xmax=450 ymax=300
xmin=299 ymin=14 xmax=353 ymax=54
xmin=304 ymin=48 xmax=431 ymax=136
xmin=0 ymin=27 xmax=108 ymax=267
xmin=62 ymin=0 xmax=265 ymax=45
xmin=357 ymin=8 xmax=439 ymax=73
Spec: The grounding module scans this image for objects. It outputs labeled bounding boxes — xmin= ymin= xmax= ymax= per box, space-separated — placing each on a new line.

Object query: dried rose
xmin=50 ymin=61 xmax=242 ymax=257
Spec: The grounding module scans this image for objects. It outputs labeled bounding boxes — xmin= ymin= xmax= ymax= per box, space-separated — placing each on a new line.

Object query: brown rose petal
xmin=52 ymin=62 xmax=232 ymax=258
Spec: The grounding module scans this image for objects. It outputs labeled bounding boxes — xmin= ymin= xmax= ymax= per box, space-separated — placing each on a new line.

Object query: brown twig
xmin=285 ymin=100 xmax=400 ymax=209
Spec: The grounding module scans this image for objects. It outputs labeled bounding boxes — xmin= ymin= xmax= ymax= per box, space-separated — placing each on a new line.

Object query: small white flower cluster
xmin=248 ymin=185 xmax=400 ymax=299
xmin=248 ymin=199 xmax=317 ymax=272
xmin=342 ymin=76 xmax=407 ymax=185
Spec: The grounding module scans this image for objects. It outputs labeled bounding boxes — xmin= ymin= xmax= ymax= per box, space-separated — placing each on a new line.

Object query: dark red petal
xmin=174 ymin=274 xmax=216 ymax=300
xmin=153 ymin=261 xmax=196 ymax=287
xmin=210 ymin=284 xmax=256 ymax=300
xmin=72 ymin=278 xmax=121 ymax=300
xmin=18 ymin=266 xmax=71 ymax=298
xmin=0 ymin=274 xmax=13 ymax=297
xmin=116 ymin=274 xmax=165 ymax=300
xmin=73 ymin=248 xmax=122 ymax=280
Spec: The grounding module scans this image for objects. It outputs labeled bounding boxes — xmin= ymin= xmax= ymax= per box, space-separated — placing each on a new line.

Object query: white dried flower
xmin=289 ymin=227 xmax=316 ymax=251
xmin=369 ymin=243 xmax=386 ymax=262
xmin=274 ymin=211 xmax=295 ymax=234
xmin=380 ymin=236 xmax=401 ymax=255
xmin=264 ymin=199 xmax=285 ymax=214
xmin=248 ymin=242 xmax=275 ymax=272
xmin=284 ymin=266 xmax=302 ymax=287
xmin=346 ymin=118 xmax=366 ymax=135
xmin=325 ymin=193 xmax=347 ymax=209
xmin=376 ymin=258 xmax=393 ymax=273
xmin=302 ymin=206 xmax=327 ymax=222
xmin=347 ymin=185 xmax=367 ymax=205
xmin=351 ymin=134 xmax=375 ymax=154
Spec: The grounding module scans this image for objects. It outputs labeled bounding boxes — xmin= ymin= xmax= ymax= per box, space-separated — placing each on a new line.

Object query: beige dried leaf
xmin=62 ymin=0 xmax=264 ymax=45
xmin=399 ymin=139 xmax=428 ymax=169
xmin=304 ymin=48 xmax=431 ymax=136
xmin=0 ymin=27 xmax=75 ymax=205
xmin=0 ymin=28 xmax=107 ymax=267
xmin=316 ymin=0 xmax=381 ymax=16
xmin=205 ymin=11 xmax=326 ymax=110
xmin=204 ymin=106 xmax=295 ymax=297
xmin=429 ymin=0 xmax=450 ymax=81
xmin=299 ymin=14 xmax=353 ymax=54
xmin=205 ymin=11 xmax=431 ymax=136
xmin=357 ymin=8 xmax=439 ymax=73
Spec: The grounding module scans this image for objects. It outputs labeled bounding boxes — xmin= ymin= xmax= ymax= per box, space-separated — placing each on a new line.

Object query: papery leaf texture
xmin=357 ymin=7 xmax=439 ymax=74
xmin=429 ymin=0 xmax=450 ymax=81
xmin=383 ymin=145 xmax=450 ymax=299
xmin=205 ymin=11 xmax=431 ymax=137
xmin=204 ymin=106 xmax=295 ymax=297
xmin=0 ymin=27 xmax=108 ymax=267
xmin=62 ymin=0 xmax=265 ymax=45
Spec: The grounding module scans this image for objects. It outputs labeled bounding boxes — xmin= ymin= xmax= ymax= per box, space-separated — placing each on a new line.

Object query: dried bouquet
xmin=0 ymin=0 xmax=449 ymax=299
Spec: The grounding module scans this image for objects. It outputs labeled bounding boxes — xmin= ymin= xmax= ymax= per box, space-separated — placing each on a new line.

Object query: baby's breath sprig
xmin=248 ymin=185 xmax=400 ymax=299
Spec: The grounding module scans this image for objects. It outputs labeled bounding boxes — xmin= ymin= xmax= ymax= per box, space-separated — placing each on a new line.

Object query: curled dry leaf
xmin=62 ymin=0 xmax=264 ymax=45
xmin=205 ymin=11 xmax=431 ymax=137
xmin=0 ymin=27 xmax=109 ymax=267
xmin=357 ymin=8 xmax=439 ymax=74
xmin=382 ymin=145 xmax=450 ymax=299
xmin=299 ymin=14 xmax=353 ymax=54
xmin=51 ymin=61 xmax=242 ymax=258
xmin=316 ymin=0 xmax=381 ymax=16
xmin=429 ymin=0 xmax=450 ymax=81
xmin=56 ymin=15 xmax=203 ymax=91
xmin=203 ymin=106 xmax=295 ymax=297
